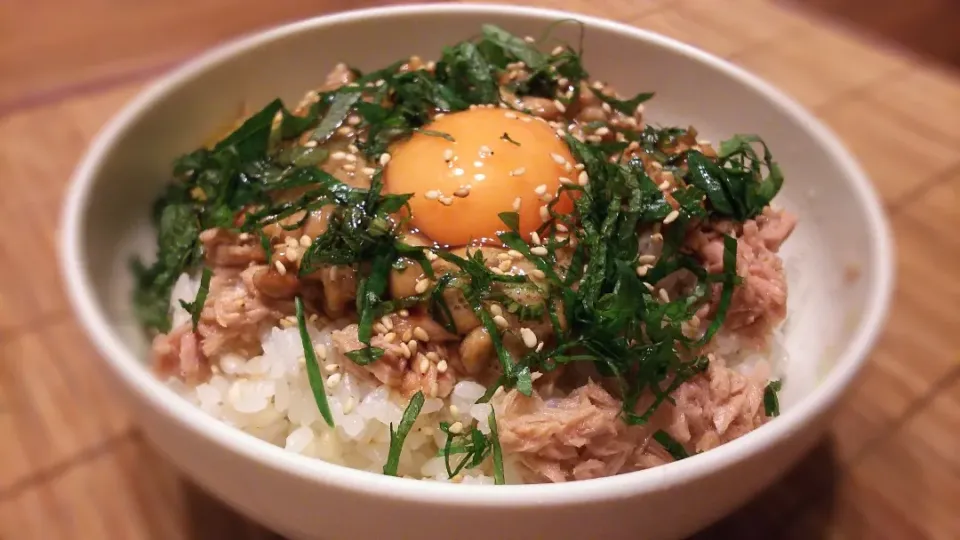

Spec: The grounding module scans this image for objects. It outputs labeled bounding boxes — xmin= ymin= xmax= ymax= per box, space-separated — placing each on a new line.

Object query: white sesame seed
xmin=636 ymin=265 xmax=651 ymax=277
xmin=658 ymin=288 xmax=670 ymax=303
xmin=512 ymin=197 xmax=522 ymax=211
xmin=530 ymin=269 xmax=546 ymax=279
xmin=539 ymin=205 xmax=550 ymax=222
xmin=413 ymin=326 xmax=430 ymax=342
xmin=315 ymin=344 xmax=327 ymax=360
xmin=530 ymin=246 xmax=548 ymax=256
xmin=437 ymin=360 xmax=448 ymax=373
xmin=274 ymin=260 xmax=287 ymax=275
xmin=520 ymin=327 xmax=538 ymax=348
xmin=449 ymin=404 xmax=460 ymax=417
xmin=558 ymin=176 xmax=573 ymax=185
xmin=564 ymin=162 xmax=573 ymax=172
xmin=553 ymin=100 xmax=567 ymax=113
xmin=285 ymin=247 xmax=300 ymax=262
xmin=556 ymin=223 xmax=568 ymax=232
xmin=326 ymin=372 xmax=342 ymax=388
xmin=663 ymin=210 xmax=680 ymax=224
xmin=454 ymin=186 xmax=471 ymax=198
xmin=479 ymin=145 xmax=492 ymax=155
xmin=439 ymin=196 xmax=454 ymax=206
xmin=510 ymin=167 xmax=526 ymax=177
xmin=575 ymin=163 xmax=585 ymax=171
xmin=449 ymin=421 xmax=464 ymax=434
xmin=690 ymin=315 xmax=701 ymax=328
xmin=474 ymin=173 xmax=486 ymax=182
xmin=493 ymin=315 xmax=509 ymax=329
xmin=453 ymin=168 xmax=464 ymax=176
xmin=521 ymin=116 xmax=532 ymax=123
xmin=345 ymin=154 xmax=358 ymax=164
xmin=324 ymin=363 xmax=339 ymax=373
xmin=343 ymin=397 xmax=356 ymax=414
xmin=507 ymin=250 xmax=523 ymax=259
xmin=414 ymin=278 xmax=431 ymax=294
xmin=658 ymin=180 xmax=671 ymax=190
xmin=331 ymin=151 xmax=347 ymax=160
xmin=551 ymin=45 xmax=565 ymax=55
xmin=586 ymin=135 xmax=602 ymax=143
xmin=601 ymin=102 xmax=612 ymax=114
xmin=555 ymin=128 xmax=566 ymax=137
xmin=443 ymin=149 xmax=454 ymax=161
xmin=424 ymin=190 xmax=441 ymax=200
xmin=534 ymin=184 xmax=548 ymax=196
xmin=473 ymin=161 xmax=484 ymax=168
xmin=490 ymin=267 xmax=504 ymax=275
xmin=379 ymin=153 xmax=392 ymax=166
xmin=498 ymin=259 xmax=512 ymax=272
xmin=489 ymin=304 xmax=503 ymax=316
xmin=523 ymin=35 xmax=535 ymax=43
xmin=578 ymin=171 xmax=589 ymax=185
xmin=373 ymin=323 xmax=387 ymax=335
xmin=550 ymin=152 xmax=567 ymax=166
xmin=434 ymin=112 xmax=445 ymax=119
xmin=398 ymin=309 xmax=410 ymax=317
xmin=504 ymin=112 xmax=518 ymax=119
xmin=530 ymin=231 xmax=542 ymax=245
xmin=362 ymin=167 xmax=376 ymax=175
xmin=285 ymin=236 xmax=298 ymax=248
xmin=644 ymin=282 xmax=656 ymax=292
xmin=299 ymin=235 xmax=312 ymax=248
xmin=304 ymin=140 xmax=319 ymax=148
xmin=399 ymin=342 xmax=412 ymax=359
xmin=342 ymin=163 xmax=356 ymax=172
xmin=408 ymin=340 xmax=419 ymax=356
xmin=384 ymin=332 xmax=397 ymax=343
xmin=418 ymin=355 xmax=430 ymax=374
xmin=638 ymin=254 xmax=657 ymax=265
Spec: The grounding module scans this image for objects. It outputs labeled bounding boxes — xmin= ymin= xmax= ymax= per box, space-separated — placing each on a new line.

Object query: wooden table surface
xmin=1 ymin=1 xmax=957 ymax=538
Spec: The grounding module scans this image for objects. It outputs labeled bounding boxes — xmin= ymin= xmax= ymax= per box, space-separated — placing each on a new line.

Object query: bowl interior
xmin=74 ymin=8 xmax=884 ymax=444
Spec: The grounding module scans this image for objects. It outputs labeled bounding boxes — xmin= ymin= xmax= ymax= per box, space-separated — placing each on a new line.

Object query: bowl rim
xmin=60 ymin=2 xmax=894 ymax=505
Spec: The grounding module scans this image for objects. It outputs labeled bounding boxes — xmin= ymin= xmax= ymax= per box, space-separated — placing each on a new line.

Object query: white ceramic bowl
xmin=59 ymin=4 xmax=894 ymax=540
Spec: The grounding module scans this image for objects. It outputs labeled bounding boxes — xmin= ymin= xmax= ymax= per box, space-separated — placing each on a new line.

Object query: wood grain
xmin=0 ymin=1 xmax=958 ymax=539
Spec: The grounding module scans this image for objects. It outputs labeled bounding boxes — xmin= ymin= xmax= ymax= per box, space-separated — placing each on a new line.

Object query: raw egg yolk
xmin=385 ymin=108 xmax=576 ymax=247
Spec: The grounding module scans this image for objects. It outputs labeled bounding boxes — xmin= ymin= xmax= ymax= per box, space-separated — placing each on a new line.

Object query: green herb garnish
xmin=295 ymin=297 xmax=335 ymax=428
xmin=488 ymin=408 xmax=505 ymax=485
xmin=684 ymin=135 xmax=783 ymax=221
xmin=383 ymin=391 xmax=425 ymax=476
xmin=178 ymin=266 xmax=212 ymax=331
xmin=764 ymin=379 xmax=782 ymax=417
xmin=589 ymin=88 xmax=654 ymax=116
xmin=653 ymin=430 xmax=689 ymax=461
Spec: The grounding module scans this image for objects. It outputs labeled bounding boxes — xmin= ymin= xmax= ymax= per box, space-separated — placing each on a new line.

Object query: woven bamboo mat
xmin=1 ymin=0 xmax=957 ymax=538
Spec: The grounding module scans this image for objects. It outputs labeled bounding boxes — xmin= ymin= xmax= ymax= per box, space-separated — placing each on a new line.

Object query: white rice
xmin=168 ymin=273 xmax=520 ymax=483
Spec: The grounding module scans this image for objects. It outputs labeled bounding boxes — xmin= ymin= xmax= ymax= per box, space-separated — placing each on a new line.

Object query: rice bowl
xmin=59 ymin=5 xmax=893 ymax=539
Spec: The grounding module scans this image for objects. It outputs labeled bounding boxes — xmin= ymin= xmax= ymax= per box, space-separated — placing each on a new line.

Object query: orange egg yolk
xmin=384 ymin=108 xmax=577 ymax=247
